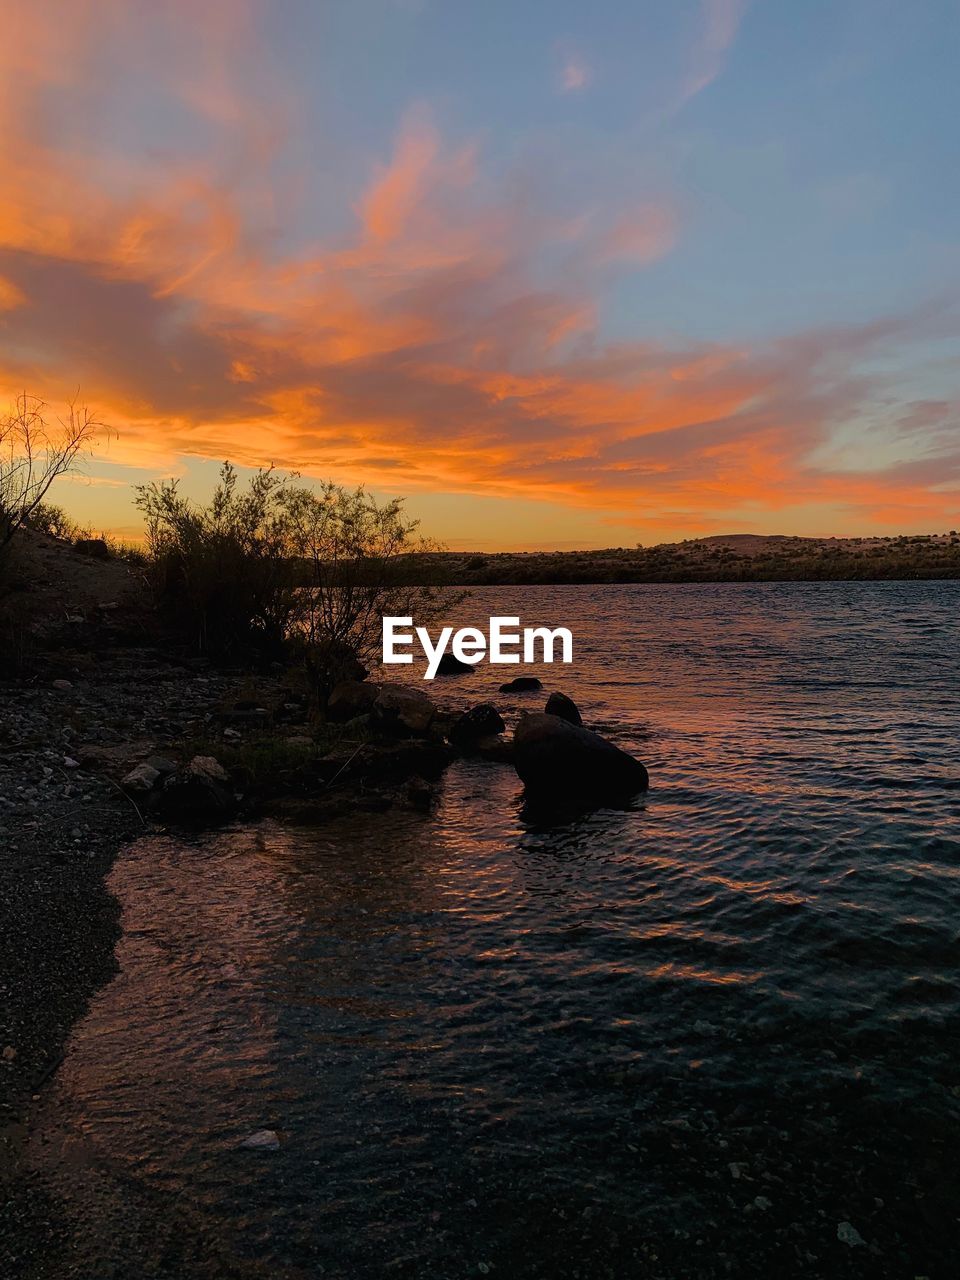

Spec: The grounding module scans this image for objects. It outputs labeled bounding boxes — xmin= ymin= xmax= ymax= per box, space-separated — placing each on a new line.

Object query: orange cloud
xmin=0 ymin=0 xmax=957 ymax=544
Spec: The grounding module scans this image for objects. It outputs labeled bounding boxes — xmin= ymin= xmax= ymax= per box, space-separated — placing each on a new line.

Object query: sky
xmin=1 ymin=0 xmax=959 ymax=549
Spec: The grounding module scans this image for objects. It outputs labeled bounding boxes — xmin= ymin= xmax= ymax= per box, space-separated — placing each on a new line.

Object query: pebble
xmin=240 ymin=1129 xmax=280 ymax=1151
xmin=836 ymin=1221 xmax=865 ymax=1247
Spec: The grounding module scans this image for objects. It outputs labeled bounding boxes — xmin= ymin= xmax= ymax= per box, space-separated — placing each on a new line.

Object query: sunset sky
xmin=1 ymin=0 xmax=958 ymax=548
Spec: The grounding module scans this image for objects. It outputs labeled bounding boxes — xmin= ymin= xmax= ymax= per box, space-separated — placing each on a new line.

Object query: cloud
xmin=595 ymin=205 xmax=679 ymax=265
xmin=0 ymin=0 xmax=956 ymax=539
xmin=678 ymin=0 xmax=749 ymax=107
xmin=561 ymin=56 xmax=592 ymax=94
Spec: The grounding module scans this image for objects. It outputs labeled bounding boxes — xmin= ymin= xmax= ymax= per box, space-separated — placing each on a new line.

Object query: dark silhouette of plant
xmin=281 ymin=480 xmax=448 ymax=695
xmin=135 ymin=463 xmax=300 ymax=658
xmin=135 ymin=462 xmax=449 ymax=680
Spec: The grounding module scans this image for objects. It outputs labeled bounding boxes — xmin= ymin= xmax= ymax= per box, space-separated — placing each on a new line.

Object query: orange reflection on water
xmin=645 ymin=961 xmax=763 ymax=986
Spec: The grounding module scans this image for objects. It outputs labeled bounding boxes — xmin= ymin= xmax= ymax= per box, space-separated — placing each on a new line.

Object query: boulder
xmin=513 ymin=713 xmax=648 ymax=806
xmin=499 ymin=676 xmax=543 ymax=694
xmin=449 ymin=703 xmax=506 ymax=746
xmin=373 ymin=685 xmax=436 ymax=737
xmin=434 ymin=652 xmax=476 ymax=675
xmin=327 ymin=679 xmax=379 ymax=723
xmin=544 ymin=691 xmax=582 ymax=726
xmin=155 ymin=754 xmax=236 ymax=825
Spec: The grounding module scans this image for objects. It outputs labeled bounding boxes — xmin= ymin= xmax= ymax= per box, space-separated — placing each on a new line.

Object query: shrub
xmin=135 ymin=462 xmax=449 ymax=684
xmin=135 ymin=463 xmax=300 ymax=658
xmin=25 ymin=502 xmax=83 ymax=540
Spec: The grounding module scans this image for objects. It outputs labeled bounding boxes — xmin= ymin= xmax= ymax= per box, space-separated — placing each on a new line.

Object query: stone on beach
xmin=121 ymin=762 xmax=161 ymax=794
xmin=155 ymin=755 xmax=236 ymax=825
xmin=145 ymin=756 xmax=177 ymax=777
xmin=373 ymin=685 xmax=436 ymax=736
xmin=513 ymin=712 xmax=648 ymax=804
xmin=448 ymin=703 xmax=506 ymax=746
xmin=326 ymin=679 xmax=379 ymax=723
xmin=239 ymin=1129 xmax=280 ymax=1151
xmin=836 ymin=1221 xmax=865 ymax=1248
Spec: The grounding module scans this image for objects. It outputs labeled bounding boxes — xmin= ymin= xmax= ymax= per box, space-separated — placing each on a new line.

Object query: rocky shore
xmin=0 ymin=536 xmax=460 ymax=1273
xmin=1 ymin=533 xmax=653 ymax=1279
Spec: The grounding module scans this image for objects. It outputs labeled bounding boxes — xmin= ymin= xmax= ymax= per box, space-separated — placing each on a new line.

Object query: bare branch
xmin=0 ymin=393 xmax=107 ymax=548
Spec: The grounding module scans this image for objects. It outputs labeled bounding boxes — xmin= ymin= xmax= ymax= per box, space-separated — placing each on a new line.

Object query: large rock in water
xmin=373 ymin=685 xmax=436 ymax=736
xmin=513 ymin=713 xmax=648 ymax=805
xmin=449 ymin=703 xmax=506 ymax=746
xmin=544 ymin=691 xmax=582 ymax=726
xmin=499 ymin=676 xmax=543 ymax=693
xmin=434 ymin=652 xmax=476 ymax=675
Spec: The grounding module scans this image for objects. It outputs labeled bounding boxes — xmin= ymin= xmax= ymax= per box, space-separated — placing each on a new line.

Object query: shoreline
xmin=0 ymin=619 xmax=467 ymax=1276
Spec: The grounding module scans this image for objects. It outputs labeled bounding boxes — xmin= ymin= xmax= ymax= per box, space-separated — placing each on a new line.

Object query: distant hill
xmin=419 ymin=531 xmax=960 ymax=586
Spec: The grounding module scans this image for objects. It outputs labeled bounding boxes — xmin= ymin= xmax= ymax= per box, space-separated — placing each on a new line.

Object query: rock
xmin=239 ymin=1129 xmax=280 ymax=1151
xmin=155 ymin=755 xmax=236 ymax=825
xmin=121 ymin=762 xmax=161 ymax=794
xmin=52 ymin=679 xmax=73 ymax=691
xmin=327 ymin=679 xmax=379 ymax=723
xmin=499 ymin=676 xmax=543 ymax=693
xmin=2 ymin=1045 xmax=16 ymax=1062
xmin=63 ymin=757 xmax=81 ymax=769
xmin=74 ymin=537 xmax=111 ymax=559
xmin=404 ymin=775 xmax=435 ymax=811
xmin=449 ymin=703 xmax=506 ymax=746
xmin=513 ymin=712 xmax=648 ymax=806
xmin=373 ymin=685 xmax=436 ymax=737
xmin=434 ymin=652 xmax=476 ymax=675
xmin=544 ymin=691 xmax=582 ymax=726
xmin=146 ymin=756 xmax=177 ymax=777
xmin=836 ymin=1222 xmax=865 ymax=1248
xmin=222 ymin=727 xmax=242 ymax=741
xmin=474 ymin=734 xmax=515 ymax=764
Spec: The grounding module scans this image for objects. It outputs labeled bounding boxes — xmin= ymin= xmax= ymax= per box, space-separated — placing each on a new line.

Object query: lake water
xmin=31 ymin=583 xmax=960 ymax=1278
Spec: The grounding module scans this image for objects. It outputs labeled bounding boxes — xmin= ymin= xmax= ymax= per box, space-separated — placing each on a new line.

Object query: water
xmin=31 ymin=583 xmax=960 ymax=1277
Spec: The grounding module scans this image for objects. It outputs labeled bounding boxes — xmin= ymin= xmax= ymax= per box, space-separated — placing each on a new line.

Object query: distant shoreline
xmin=422 ymin=531 xmax=960 ymax=586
